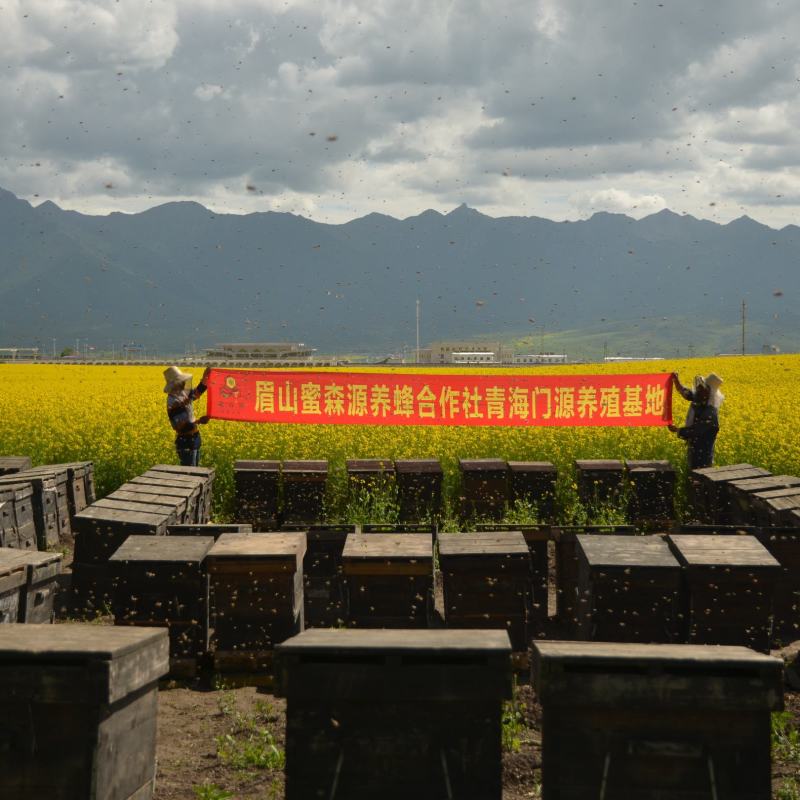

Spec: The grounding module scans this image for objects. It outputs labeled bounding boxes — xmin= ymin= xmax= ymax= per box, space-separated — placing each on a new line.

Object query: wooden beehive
xmin=394 ymin=458 xmax=443 ymax=522
xmin=688 ymin=464 xmax=771 ymax=524
xmin=274 ymin=629 xmax=513 ymax=800
xmin=554 ymin=525 xmax=636 ymax=632
xmin=0 ymin=624 xmax=169 ymax=799
xmin=281 ymin=460 xmax=328 ymax=524
xmin=106 ymin=485 xmax=189 ymax=523
xmin=458 ymin=458 xmax=508 ymax=520
xmin=531 ymin=640 xmax=783 ymax=800
xmin=575 ymin=535 xmax=682 ymax=643
xmin=475 ymin=523 xmax=553 ymax=633
xmin=507 ymin=461 xmax=557 ymax=521
xmin=342 ymin=533 xmax=433 ymax=628
xmin=109 ymin=535 xmax=213 ymax=676
xmin=625 ymin=460 xmax=676 ymax=522
xmin=167 ymin=523 xmax=253 ymax=538
xmin=755 ymin=527 xmax=800 ymax=644
xmin=346 ymin=458 xmax=395 ymax=492
xmin=207 ymin=532 xmax=306 ymax=671
xmin=0 ymin=547 xmax=62 ymax=623
xmin=0 ymin=482 xmax=38 ymax=550
xmin=0 ymin=456 xmax=31 ymax=477
xmin=73 ymin=504 xmax=171 ymax=564
xmin=128 ymin=475 xmax=202 ymax=523
xmin=751 ymin=487 xmax=800 ymax=528
xmin=574 ymin=459 xmax=625 ymax=508
xmin=438 ymin=531 xmax=532 ymax=651
xmin=233 ymin=459 xmax=280 ymax=530
xmin=727 ymin=474 xmax=800 ymax=524
xmin=668 ymin=534 xmax=780 ymax=651
xmin=302 ymin=524 xmax=357 ymax=628
xmin=0 ymin=471 xmax=68 ymax=549
xmin=0 ymin=557 xmax=26 ymax=623
xmin=27 ymin=462 xmax=95 ymax=517
xmin=145 ymin=464 xmax=215 ymax=522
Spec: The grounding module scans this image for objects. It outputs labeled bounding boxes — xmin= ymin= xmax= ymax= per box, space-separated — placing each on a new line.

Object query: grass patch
xmin=215 ymin=691 xmax=285 ymax=773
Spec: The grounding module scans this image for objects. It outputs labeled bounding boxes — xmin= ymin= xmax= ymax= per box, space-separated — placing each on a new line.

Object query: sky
xmin=1 ymin=0 xmax=800 ymax=227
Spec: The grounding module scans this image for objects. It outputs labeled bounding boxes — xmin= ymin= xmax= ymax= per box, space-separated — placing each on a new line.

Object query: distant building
xmin=419 ymin=340 xmax=509 ymax=364
xmin=762 ymin=344 xmax=780 ymax=354
xmin=512 ymin=353 xmax=568 ymax=365
xmin=0 ymin=347 xmax=39 ymax=361
xmin=205 ymin=342 xmax=316 ymax=362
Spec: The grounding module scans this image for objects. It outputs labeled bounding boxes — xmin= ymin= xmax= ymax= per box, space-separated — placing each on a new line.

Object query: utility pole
xmin=52 ymin=338 xmax=56 ymax=358
xmin=741 ymin=299 xmax=746 ymax=356
xmin=415 ymin=299 xmax=420 ymax=363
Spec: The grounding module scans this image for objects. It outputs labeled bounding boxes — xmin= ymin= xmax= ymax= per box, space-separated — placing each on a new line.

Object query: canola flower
xmin=0 ymin=355 xmax=798 ymax=520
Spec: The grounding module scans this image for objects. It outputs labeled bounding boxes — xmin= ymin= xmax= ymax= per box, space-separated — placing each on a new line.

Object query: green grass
xmin=215 ymin=691 xmax=285 ymax=773
xmin=772 ymin=711 xmax=800 ymax=765
xmin=501 ymin=679 xmax=527 ymax=753
xmin=192 ymin=784 xmax=233 ymax=800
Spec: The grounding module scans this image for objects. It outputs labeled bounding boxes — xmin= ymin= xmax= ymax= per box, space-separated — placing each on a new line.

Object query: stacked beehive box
xmin=727 ymin=474 xmax=800 ymax=524
xmin=0 ymin=624 xmax=169 ymax=799
xmin=532 ymin=640 xmax=783 ymax=800
xmin=575 ymin=535 xmax=682 ymax=643
xmin=0 ymin=470 xmax=69 ymax=549
xmin=689 ymin=464 xmax=771 ymax=523
xmin=394 ymin=459 xmax=443 ymax=521
xmin=0 ymin=483 xmax=36 ymax=550
xmin=625 ymin=459 xmax=676 ymax=523
xmin=342 ymin=533 xmax=433 ymax=628
xmin=302 ymin=524 xmax=356 ymax=627
xmin=668 ymin=533 xmax=780 ymax=652
xmin=0 ymin=548 xmax=63 ymax=623
xmin=751 ymin=486 xmax=800 ymax=527
xmin=574 ymin=459 xmax=625 ymax=508
xmin=439 ymin=531 xmax=532 ymax=651
xmin=109 ymin=535 xmax=213 ymax=677
xmin=233 ymin=460 xmax=280 ymax=530
xmin=507 ymin=461 xmax=557 ymax=520
xmin=275 ymin=629 xmax=513 ymax=800
xmin=458 ymin=458 xmax=508 ymax=520
xmin=756 ymin=526 xmax=800 ymax=643
xmin=206 ymin=532 xmax=306 ymax=677
xmin=282 ymin=460 xmax=328 ymax=524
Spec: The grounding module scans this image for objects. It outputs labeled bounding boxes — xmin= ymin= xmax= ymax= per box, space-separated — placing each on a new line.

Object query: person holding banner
xmin=668 ymin=372 xmax=723 ymax=469
xmin=163 ymin=365 xmax=212 ymax=466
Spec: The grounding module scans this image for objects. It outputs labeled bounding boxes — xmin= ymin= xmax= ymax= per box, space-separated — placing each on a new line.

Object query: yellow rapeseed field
xmin=1 ymin=355 xmax=797 ymax=519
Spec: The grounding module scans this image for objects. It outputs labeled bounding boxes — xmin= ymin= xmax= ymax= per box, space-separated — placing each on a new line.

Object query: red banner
xmin=206 ymin=369 xmax=673 ymax=427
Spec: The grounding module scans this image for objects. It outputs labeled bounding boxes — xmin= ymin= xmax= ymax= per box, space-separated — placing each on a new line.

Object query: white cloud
xmin=570 ymin=189 xmax=667 ymax=218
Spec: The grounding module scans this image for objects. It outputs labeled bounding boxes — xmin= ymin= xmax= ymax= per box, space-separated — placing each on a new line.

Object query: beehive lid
xmin=754 ymin=487 xmax=800 ymax=501
xmin=0 ymin=624 xmax=169 ymax=702
xmin=458 ymin=458 xmax=507 ymax=472
xmin=282 ymin=460 xmax=328 ymax=473
xmin=149 ymin=463 xmax=216 ymax=479
xmin=696 ymin=466 xmax=771 ymax=483
xmin=668 ymin=534 xmax=780 ymax=568
xmin=208 ymin=532 xmax=307 ymax=560
xmin=0 ymin=482 xmax=33 ymax=500
xmin=128 ymin=477 xmax=199 ymax=495
xmin=346 ymin=459 xmax=395 ymax=473
xmin=575 ymin=459 xmax=624 ymax=471
xmin=438 ymin=531 xmax=529 ymax=556
xmin=141 ymin=470 xmax=206 ymax=486
xmin=507 ymin=461 xmax=556 ymax=473
xmin=13 ymin=466 xmax=69 ymax=481
xmin=730 ymin=475 xmax=800 ymax=492
xmin=394 ymin=459 xmax=443 ymax=474
xmin=342 ymin=533 xmax=432 ymax=560
xmin=626 ymin=459 xmax=674 ymax=472
xmin=0 ymin=456 xmax=32 ymax=471
xmin=0 ymin=547 xmax=62 ymax=574
xmin=109 ymin=534 xmax=214 ymax=563
xmin=234 ymin=460 xmax=280 ymax=471
xmin=119 ymin=481 xmax=196 ymax=498
xmin=0 ymin=550 xmax=26 ymax=583
xmin=278 ymin=628 xmax=512 ymax=655
xmin=578 ymin=535 xmax=679 ymax=568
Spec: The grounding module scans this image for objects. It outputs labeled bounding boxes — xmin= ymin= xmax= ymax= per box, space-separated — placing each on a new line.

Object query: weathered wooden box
xmin=727 ymin=474 xmax=800 ymax=524
xmin=554 ymin=525 xmax=636 ymax=631
xmin=233 ymin=459 xmax=280 ymax=530
xmin=395 ymin=459 xmax=443 ymax=522
xmin=26 ymin=461 xmax=95 ymax=517
xmin=110 ymin=535 xmax=213 ymax=675
xmin=575 ymin=535 xmax=682 ymax=643
xmin=106 ymin=485 xmax=188 ymax=524
xmin=281 ymin=460 xmax=328 ymax=524
xmin=167 ymin=523 xmax=253 ymax=538
xmin=275 ymin=629 xmax=513 ymax=800
xmin=0 ymin=482 xmax=40 ymax=550
xmin=342 ymin=533 xmax=433 ymax=628
xmin=751 ymin=487 xmax=800 ymax=528
xmin=574 ymin=459 xmax=625 ymax=508
xmin=0 ymin=472 xmax=68 ymax=549
xmin=128 ymin=474 xmax=201 ymax=523
xmin=0 ymin=556 xmax=26 ymax=623
xmin=507 ymin=461 xmax=557 ymax=521
xmin=207 ymin=532 xmax=306 ymax=667
xmin=439 ymin=531 xmax=532 ymax=650
xmin=458 ymin=458 xmax=508 ymax=520
xmin=668 ymin=534 xmax=780 ymax=651
xmin=146 ymin=464 xmax=215 ymax=522
xmin=531 ymin=640 xmax=783 ymax=800
xmin=0 ymin=624 xmax=169 ymax=799
xmin=625 ymin=460 xmax=676 ymax=522
xmin=0 ymin=456 xmax=31 ymax=476
xmin=755 ymin=526 xmax=800 ymax=644
xmin=301 ymin=524 xmax=357 ymax=628
xmin=688 ymin=464 xmax=771 ymax=523
xmin=73 ymin=505 xmax=170 ymax=564
xmin=0 ymin=547 xmax=62 ymax=623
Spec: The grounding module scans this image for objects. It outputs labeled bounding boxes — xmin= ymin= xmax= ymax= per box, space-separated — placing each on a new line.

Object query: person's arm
xmin=677 ymin=408 xmax=719 ymax=440
xmin=189 ymin=367 xmax=212 ymax=400
xmin=672 ymin=372 xmax=694 ymax=402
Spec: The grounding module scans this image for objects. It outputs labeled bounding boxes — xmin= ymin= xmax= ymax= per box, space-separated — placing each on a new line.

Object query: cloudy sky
xmin=2 ymin=0 xmax=799 ymax=226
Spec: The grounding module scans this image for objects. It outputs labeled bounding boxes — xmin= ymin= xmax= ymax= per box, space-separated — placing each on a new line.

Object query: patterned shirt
xmin=167 ymin=382 xmax=207 ymax=438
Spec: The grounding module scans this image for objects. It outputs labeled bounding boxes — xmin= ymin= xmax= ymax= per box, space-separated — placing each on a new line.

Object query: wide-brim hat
xmin=163 ymin=365 xmax=192 ymax=393
xmin=704 ymin=372 xmax=723 ymax=389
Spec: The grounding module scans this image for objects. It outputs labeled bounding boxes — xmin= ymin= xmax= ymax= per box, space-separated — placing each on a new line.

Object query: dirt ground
xmin=152 ymin=678 xmax=798 ymax=800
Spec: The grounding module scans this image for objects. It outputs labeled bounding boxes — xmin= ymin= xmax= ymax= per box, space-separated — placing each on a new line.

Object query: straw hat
xmin=704 ymin=372 xmax=724 ymax=408
xmin=163 ymin=365 xmax=192 ymax=393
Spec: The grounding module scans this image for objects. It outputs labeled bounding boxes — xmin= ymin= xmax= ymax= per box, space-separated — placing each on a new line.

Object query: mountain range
xmin=0 ymin=186 xmax=797 ymax=358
